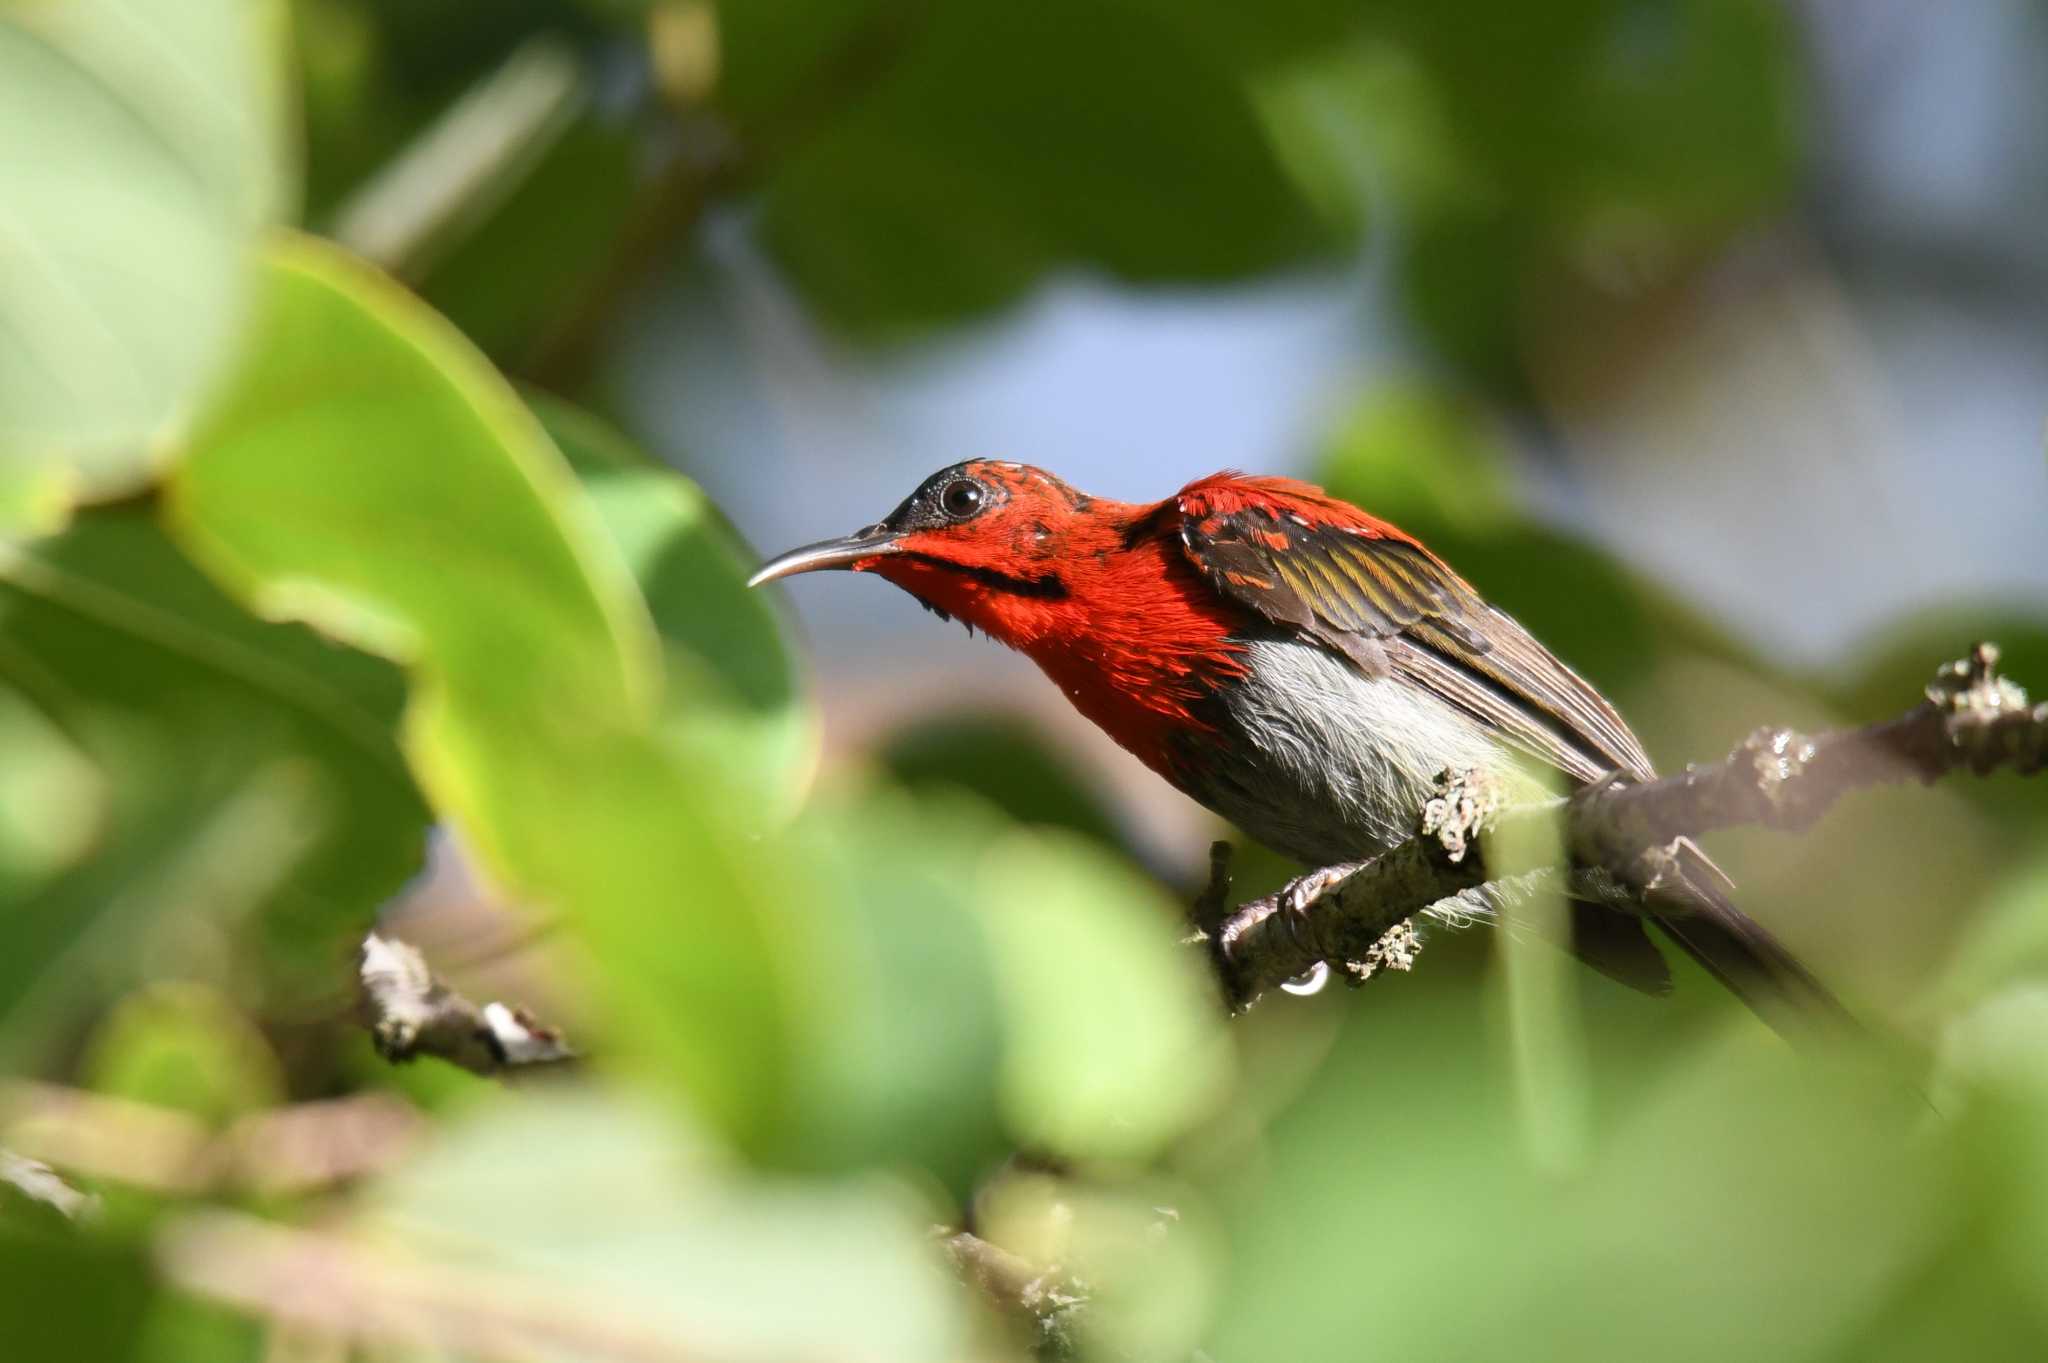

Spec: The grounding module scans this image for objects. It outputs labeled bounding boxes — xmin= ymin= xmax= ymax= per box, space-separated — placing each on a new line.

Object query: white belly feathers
xmin=1179 ymin=638 xmax=1539 ymax=868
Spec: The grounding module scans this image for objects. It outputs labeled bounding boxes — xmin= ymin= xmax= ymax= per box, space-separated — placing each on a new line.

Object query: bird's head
xmin=748 ymin=461 xmax=1123 ymax=644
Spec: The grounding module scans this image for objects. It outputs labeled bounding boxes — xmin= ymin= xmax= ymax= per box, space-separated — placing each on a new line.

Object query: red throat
xmin=871 ymin=482 xmax=1248 ymax=775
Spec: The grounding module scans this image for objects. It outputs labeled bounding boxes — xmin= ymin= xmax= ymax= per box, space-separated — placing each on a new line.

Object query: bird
xmin=749 ymin=460 xmax=1847 ymax=1033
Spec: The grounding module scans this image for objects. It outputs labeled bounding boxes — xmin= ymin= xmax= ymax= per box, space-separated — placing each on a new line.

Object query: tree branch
xmin=358 ymin=934 xmax=576 ymax=1076
xmin=1 ymin=1149 xmax=96 ymax=1223
xmin=1202 ymin=643 xmax=2048 ymax=1010
xmin=938 ymin=1229 xmax=1087 ymax=1355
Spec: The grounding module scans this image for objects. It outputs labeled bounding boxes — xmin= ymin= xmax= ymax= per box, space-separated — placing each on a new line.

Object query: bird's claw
xmin=1272 ymin=861 xmax=1367 ymax=994
xmin=1189 ymin=840 xmax=1236 ymax=937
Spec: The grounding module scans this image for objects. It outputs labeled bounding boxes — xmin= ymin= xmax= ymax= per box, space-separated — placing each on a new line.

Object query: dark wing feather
xmin=1176 ymin=487 xmax=1861 ymax=1037
xmin=1177 ymin=500 xmax=1654 ymax=784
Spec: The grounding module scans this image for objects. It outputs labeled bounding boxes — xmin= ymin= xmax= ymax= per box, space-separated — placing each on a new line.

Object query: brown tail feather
xmin=1640 ymin=839 xmax=1860 ymax=1042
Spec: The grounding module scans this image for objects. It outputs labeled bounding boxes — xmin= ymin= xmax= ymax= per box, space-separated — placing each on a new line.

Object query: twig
xmin=940 ymin=1229 xmax=1087 ymax=1354
xmin=1 ymin=1148 xmax=97 ymax=1223
xmin=358 ymin=935 xmax=576 ymax=1076
xmin=1573 ymin=643 xmax=2046 ymax=863
xmin=1204 ymin=644 xmax=2048 ymax=1009
xmin=1 ymin=1082 xmax=424 ymax=1198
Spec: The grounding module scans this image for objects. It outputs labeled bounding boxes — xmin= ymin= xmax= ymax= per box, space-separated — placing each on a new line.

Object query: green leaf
xmin=169 ymin=1088 xmax=976 ymax=1362
xmin=417 ymin=115 xmax=637 ymax=364
xmin=1125 ymin=0 xmax=1366 ymax=74
xmin=0 ymin=1227 xmax=154 ymax=1357
xmin=0 ymin=506 xmax=424 ymax=1061
xmin=84 ymin=982 xmax=284 ymax=1129
xmin=769 ymin=785 xmax=1230 ymax=1178
xmin=0 ymin=0 xmax=288 ymax=490
xmin=0 ymin=683 xmax=101 ymax=901
xmin=1262 ymin=2 xmax=1802 ymax=391
xmin=767 ymin=789 xmax=1011 ymax=1184
xmin=168 ymin=237 xmax=658 ymax=724
xmin=1929 ymin=851 xmax=2048 ymax=1018
xmin=976 ymin=829 xmax=1232 ymax=1161
xmin=1316 ymin=382 xmax=1519 ymax=537
xmin=979 ymin=1167 xmax=1223 ymax=1361
xmin=879 ymin=713 xmax=1129 ymax=851
xmin=535 ymin=397 xmax=819 ymax=814
xmin=1206 ymin=987 xmax=1939 ymax=1362
xmin=757 ymin=0 xmax=1329 ymax=338
xmin=712 ymin=0 xmax=879 ymax=127
xmin=371 ymin=1090 xmax=971 ymax=1361
xmin=169 ymin=234 xmax=793 ymax=1144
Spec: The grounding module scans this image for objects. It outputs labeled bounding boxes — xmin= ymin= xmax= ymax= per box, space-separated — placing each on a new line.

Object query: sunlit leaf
xmin=0 ymin=0 xmax=287 ymax=491
xmin=535 ymin=397 xmax=819 ymax=814
xmin=169 ymin=234 xmax=793 ymax=1144
xmin=766 ymin=784 xmax=1231 ymax=1178
xmin=977 ymin=830 xmax=1232 ymax=1161
xmin=768 ymin=788 xmax=1009 ymax=1183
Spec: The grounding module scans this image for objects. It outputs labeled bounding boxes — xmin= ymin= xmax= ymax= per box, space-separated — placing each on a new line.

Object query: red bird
xmin=750 ymin=461 xmax=1842 ymax=1028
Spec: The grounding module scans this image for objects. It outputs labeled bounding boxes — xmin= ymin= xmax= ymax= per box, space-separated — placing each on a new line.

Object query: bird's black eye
xmin=938 ymin=478 xmax=986 ymax=520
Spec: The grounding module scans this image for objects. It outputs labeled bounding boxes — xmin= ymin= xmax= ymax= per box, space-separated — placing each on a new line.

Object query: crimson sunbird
xmin=750 ymin=461 xmax=1844 ymax=1030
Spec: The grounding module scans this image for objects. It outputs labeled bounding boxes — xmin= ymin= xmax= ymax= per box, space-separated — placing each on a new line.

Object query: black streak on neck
xmin=901 ymin=552 xmax=1069 ymax=600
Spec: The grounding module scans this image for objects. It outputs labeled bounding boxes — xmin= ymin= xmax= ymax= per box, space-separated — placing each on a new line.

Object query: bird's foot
xmin=1188 ymin=840 xmax=1236 ymax=937
xmin=1278 ymin=861 xmax=1367 ymax=924
xmin=1273 ymin=861 xmax=1369 ymax=996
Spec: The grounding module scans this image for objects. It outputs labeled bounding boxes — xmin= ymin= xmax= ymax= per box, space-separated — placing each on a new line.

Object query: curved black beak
xmin=746 ymin=523 xmax=900 ymax=588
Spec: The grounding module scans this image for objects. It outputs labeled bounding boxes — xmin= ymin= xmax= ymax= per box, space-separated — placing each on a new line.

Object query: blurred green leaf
xmin=770 ymin=785 xmax=1229 ymax=1179
xmin=84 ymin=983 xmax=284 ymax=1129
xmin=0 ymin=507 xmax=423 ymax=1060
xmin=135 ymin=1290 xmax=267 ymax=1363
xmin=1208 ymin=986 xmax=1943 ymax=1361
xmin=1927 ymin=851 xmax=2048 ymax=1018
xmin=536 ymin=397 xmax=820 ymax=814
xmin=169 ymin=233 xmax=794 ymax=1145
xmin=167 ymin=1088 xmax=975 ymax=1362
xmin=0 ymin=1226 xmax=154 ymax=1357
xmin=0 ymin=685 xmax=102 ymax=901
xmin=1127 ymin=0 xmax=1365 ymax=75
xmin=318 ymin=32 xmax=643 ymax=370
xmin=0 ymin=0 xmax=288 ymax=491
xmin=418 ymin=114 xmax=636 ymax=363
xmin=711 ymin=0 xmax=880 ymax=127
xmin=1937 ymin=985 xmax=2048 ymax=1337
xmin=980 ymin=1167 xmax=1222 ymax=1362
xmin=977 ymin=830 xmax=1231 ymax=1161
xmin=758 ymin=0 xmax=1329 ymax=338
xmin=1316 ymin=382 xmax=1519 ymax=535
xmin=768 ymin=788 xmax=1008 ymax=1183
xmin=0 ymin=462 xmax=75 ymax=541
xmin=879 ymin=713 xmax=1127 ymax=850
xmin=1275 ymin=2 xmax=1802 ymax=391
xmin=169 ymin=233 xmax=662 ymax=852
